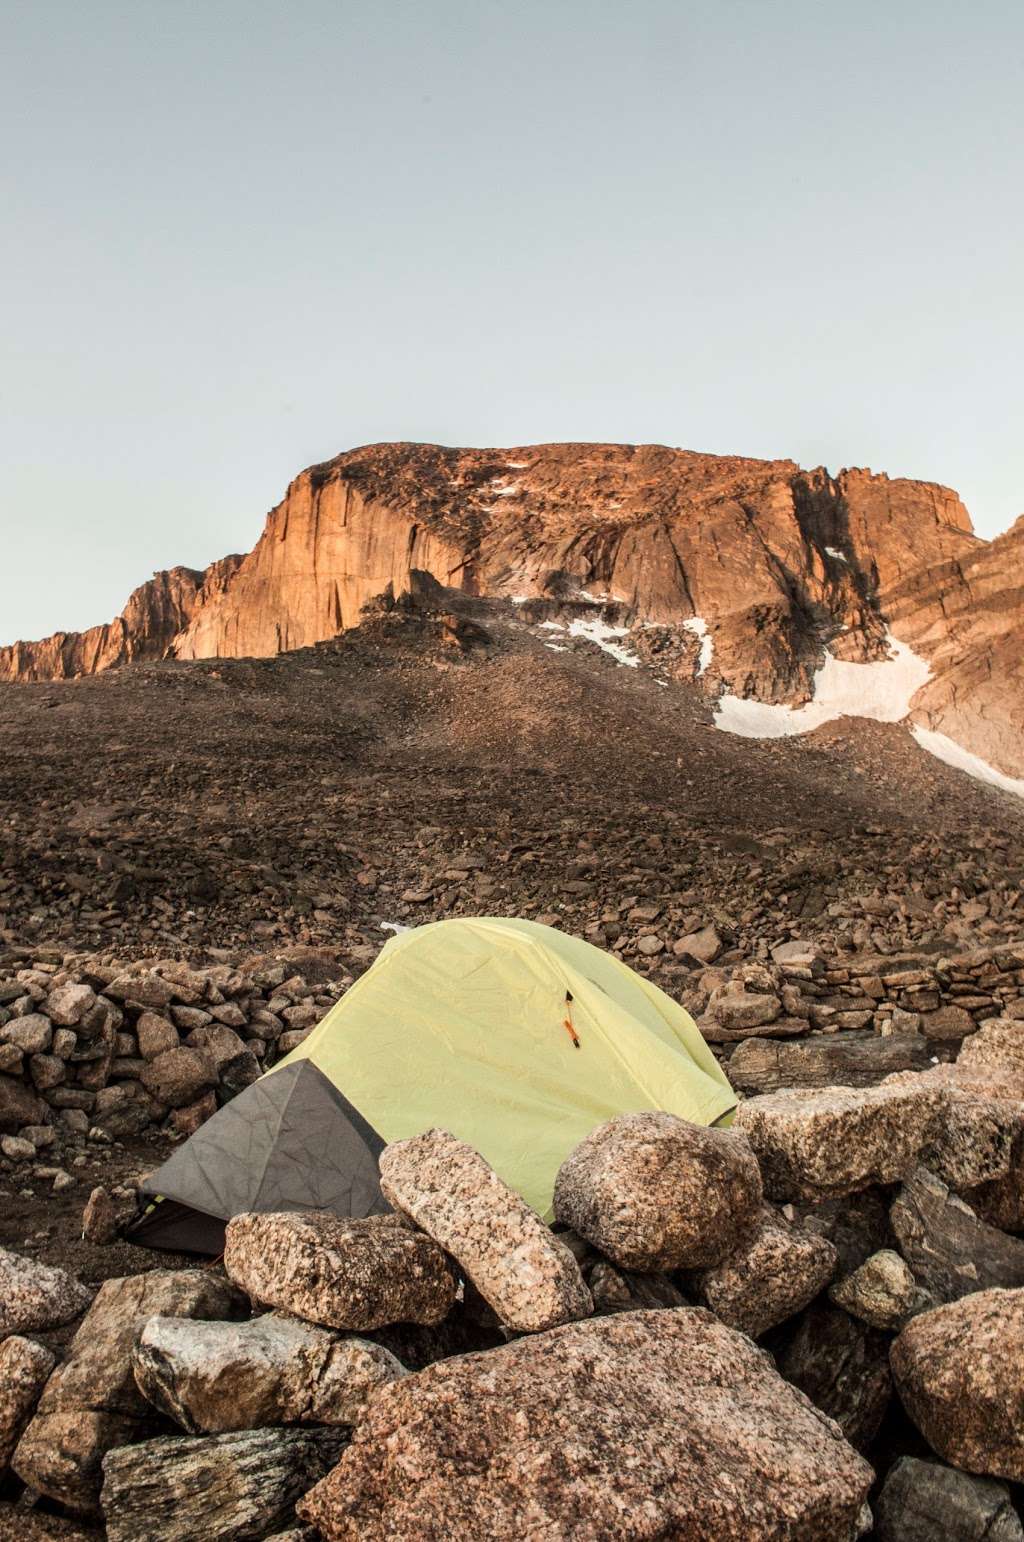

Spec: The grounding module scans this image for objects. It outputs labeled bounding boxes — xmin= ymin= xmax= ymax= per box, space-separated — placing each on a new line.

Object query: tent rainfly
xmin=129 ymin=916 xmax=737 ymax=1252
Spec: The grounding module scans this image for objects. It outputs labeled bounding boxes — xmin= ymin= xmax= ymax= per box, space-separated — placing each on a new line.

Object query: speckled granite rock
xmin=690 ymin=1205 xmax=838 ymax=1338
xmin=733 ymin=1084 xmax=943 ymax=1201
xmin=958 ymin=1020 xmax=1024 ymax=1081
xmin=891 ymin=1288 xmax=1024 ymax=1479
xmin=874 ymin=1456 xmax=1024 ymax=1542
xmin=12 ymin=1269 xmax=246 ymax=1512
xmin=134 ymin=1311 xmax=407 ymax=1433
xmin=101 ymin=1426 xmax=346 ymax=1542
xmin=297 ymin=1307 xmax=873 ymax=1541
xmin=223 ymin=1211 xmax=457 ymax=1331
xmin=830 ymin=1250 xmax=921 ymax=1330
xmin=379 ymin=1129 xmax=592 ymax=1333
xmin=0 ymin=1247 xmax=92 ymax=1339
xmin=552 ymin=1112 xmax=763 ymax=1271
xmin=0 ymin=1336 xmax=55 ymax=1469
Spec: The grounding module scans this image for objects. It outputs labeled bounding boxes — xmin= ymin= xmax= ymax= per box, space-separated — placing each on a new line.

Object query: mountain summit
xmin=3 ymin=441 xmax=1020 ymax=781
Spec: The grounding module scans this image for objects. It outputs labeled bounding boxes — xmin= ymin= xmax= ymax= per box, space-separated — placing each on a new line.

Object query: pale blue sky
xmin=2 ymin=0 xmax=1022 ymax=645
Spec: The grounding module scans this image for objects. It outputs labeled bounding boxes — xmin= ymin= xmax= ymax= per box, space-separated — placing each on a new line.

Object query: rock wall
xmin=6 ymin=438 xmax=1021 ymax=775
xmin=884 ymin=516 xmax=1024 ymax=779
xmin=0 ymin=557 xmax=243 ymax=684
xmin=1 ymin=938 xmax=1021 ymax=1162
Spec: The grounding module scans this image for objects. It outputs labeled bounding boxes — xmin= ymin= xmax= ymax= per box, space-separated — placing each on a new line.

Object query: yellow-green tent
xmin=131 ymin=917 xmax=736 ymax=1251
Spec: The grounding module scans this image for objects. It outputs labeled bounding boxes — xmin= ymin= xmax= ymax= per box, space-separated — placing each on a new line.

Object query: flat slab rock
xmin=223 ymin=1211 xmax=457 ymax=1331
xmin=727 ymin=1031 xmax=932 ymax=1094
xmin=379 ymin=1128 xmax=592 ymax=1333
xmin=891 ymin=1287 xmax=1024 ymax=1481
xmin=298 ymin=1307 xmax=873 ymax=1541
xmin=733 ymin=1083 xmax=944 ymax=1200
xmin=0 ymin=1247 xmax=92 ymax=1339
xmin=689 ymin=1204 xmax=837 ymax=1338
xmin=890 ymin=1167 xmax=1024 ymax=1304
xmin=101 ymin=1426 xmax=346 ymax=1542
xmin=552 ymin=1111 xmax=763 ymax=1271
xmin=134 ymin=1311 xmax=407 ymax=1433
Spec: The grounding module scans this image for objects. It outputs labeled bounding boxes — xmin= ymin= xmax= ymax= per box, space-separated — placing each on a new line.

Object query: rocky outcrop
xmin=885 ymin=514 xmax=1024 ymax=777
xmin=0 ymin=558 xmax=242 ymax=683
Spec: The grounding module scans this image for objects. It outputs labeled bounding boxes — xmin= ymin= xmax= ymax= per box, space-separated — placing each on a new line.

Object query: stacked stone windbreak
xmin=2 ymin=938 xmax=1024 ymax=1179
xmin=691 ymin=939 xmax=1024 ymax=1096
xmin=0 ymin=948 xmax=346 ymax=1169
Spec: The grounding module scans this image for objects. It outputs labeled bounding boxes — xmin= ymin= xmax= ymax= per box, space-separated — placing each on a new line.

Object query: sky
xmin=2 ymin=0 xmax=1022 ymax=645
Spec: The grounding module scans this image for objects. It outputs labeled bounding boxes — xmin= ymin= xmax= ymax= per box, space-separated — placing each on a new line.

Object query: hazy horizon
xmin=3 ymin=0 xmax=1022 ymax=646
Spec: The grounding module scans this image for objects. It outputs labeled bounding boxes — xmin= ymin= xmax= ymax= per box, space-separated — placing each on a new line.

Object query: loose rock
xmin=734 ymin=1083 xmax=943 ymax=1200
xmin=379 ymin=1129 xmax=592 ymax=1333
xmin=134 ymin=1311 xmax=407 ymax=1433
xmin=552 ymin=1111 xmax=762 ymax=1270
xmin=874 ymin=1455 xmax=1024 ymax=1542
xmin=891 ymin=1287 xmax=1024 ymax=1480
xmin=890 ymin=1167 xmax=1024 ymax=1303
xmin=0 ymin=1247 xmax=92 ymax=1339
xmin=0 ymin=1336 xmax=55 ymax=1469
xmin=690 ymin=1204 xmax=838 ymax=1338
xmin=223 ymin=1211 xmax=457 ymax=1332
xmin=13 ymin=1269 xmax=246 ymax=1512
xmin=101 ymin=1426 xmax=346 ymax=1542
xmin=829 ymin=1249 xmax=921 ymax=1330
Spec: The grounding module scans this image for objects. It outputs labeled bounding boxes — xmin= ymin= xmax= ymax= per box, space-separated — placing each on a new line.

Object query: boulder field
xmin=0 ymin=1017 xmax=1023 ymax=1538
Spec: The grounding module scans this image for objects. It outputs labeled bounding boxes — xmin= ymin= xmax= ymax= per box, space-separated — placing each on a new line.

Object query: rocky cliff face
xmin=171 ymin=443 xmax=980 ymax=704
xmin=883 ymin=516 xmax=1024 ymax=778
xmin=0 ymin=557 xmax=243 ymax=684
xmin=4 ymin=440 xmax=1019 ymax=776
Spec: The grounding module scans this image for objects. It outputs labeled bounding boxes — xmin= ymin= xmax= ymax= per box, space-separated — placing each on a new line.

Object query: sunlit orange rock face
xmin=0 ymin=558 xmax=243 ymax=684
xmin=3 ymin=440 xmax=1019 ymax=775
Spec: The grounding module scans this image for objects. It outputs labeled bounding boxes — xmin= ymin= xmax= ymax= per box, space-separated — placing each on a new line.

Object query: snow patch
xmin=825 ymin=546 xmax=849 ymax=564
xmin=489 ymin=481 xmax=520 ymax=497
xmin=509 ymin=595 xmax=530 ymax=605
xmin=381 ymin=921 xmax=411 ymax=935
xmin=575 ymin=588 xmax=612 ymax=603
xmin=539 ymin=621 xmax=565 ymax=632
xmin=714 ymin=636 xmax=930 ymax=738
xmin=545 ymin=643 xmax=568 ymax=653
xmin=682 ymin=617 xmax=714 ymax=676
xmin=568 ymin=617 xmax=639 ymax=668
xmin=911 ymin=726 xmax=1024 ymax=800
xmin=505 ymin=460 xmax=528 ymax=469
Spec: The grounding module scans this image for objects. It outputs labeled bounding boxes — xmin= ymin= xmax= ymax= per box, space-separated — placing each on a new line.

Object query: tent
xmin=130 ymin=916 xmax=736 ymax=1252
